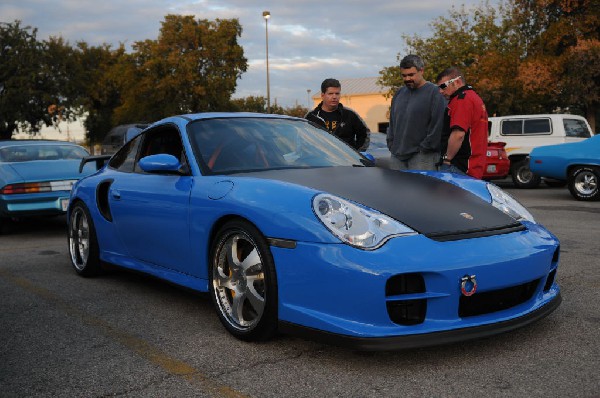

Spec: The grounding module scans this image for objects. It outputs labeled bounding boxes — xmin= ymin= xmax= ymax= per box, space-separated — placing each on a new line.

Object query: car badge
xmin=460 ymin=274 xmax=477 ymax=296
xmin=460 ymin=212 xmax=474 ymax=220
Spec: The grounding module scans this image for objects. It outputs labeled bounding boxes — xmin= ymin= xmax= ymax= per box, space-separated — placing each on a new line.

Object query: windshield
xmin=0 ymin=144 xmax=89 ymax=162
xmin=188 ymin=117 xmax=369 ymax=174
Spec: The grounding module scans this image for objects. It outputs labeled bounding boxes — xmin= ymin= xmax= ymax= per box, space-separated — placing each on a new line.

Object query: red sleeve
xmin=448 ymin=98 xmax=472 ymax=132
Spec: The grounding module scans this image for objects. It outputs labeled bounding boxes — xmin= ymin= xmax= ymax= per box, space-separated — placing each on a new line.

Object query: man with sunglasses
xmin=386 ymin=55 xmax=446 ymax=171
xmin=436 ymin=67 xmax=488 ymax=179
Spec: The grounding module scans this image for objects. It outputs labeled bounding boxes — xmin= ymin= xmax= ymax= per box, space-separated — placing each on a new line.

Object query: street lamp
xmin=307 ymin=89 xmax=312 ymax=109
xmin=263 ymin=11 xmax=271 ymax=113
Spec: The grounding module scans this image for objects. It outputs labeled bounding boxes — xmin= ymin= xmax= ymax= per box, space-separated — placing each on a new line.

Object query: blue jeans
xmin=438 ymin=163 xmax=466 ymax=174
xmin=389 ymin=151 xmax=440 ymax=171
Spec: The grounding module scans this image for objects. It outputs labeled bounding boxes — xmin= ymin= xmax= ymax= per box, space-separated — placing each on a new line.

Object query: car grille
xmin=459 ymin=279 xmax=540 ymax=317
xmin=385 ymin=273 xmax=550 ymax=326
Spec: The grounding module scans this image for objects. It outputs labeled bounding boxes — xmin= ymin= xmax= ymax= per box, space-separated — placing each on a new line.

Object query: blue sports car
xmin=530 ymin=134 xmax=600 ymax=201
xmin=68 ymin=113 xmax=561 ymax=350
xmin=0 ymin=140 xmax=93 ymax=232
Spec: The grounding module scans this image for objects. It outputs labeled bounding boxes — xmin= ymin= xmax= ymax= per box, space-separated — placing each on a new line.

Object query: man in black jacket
xmin=305 ymin=78 xmax=369 ymax=150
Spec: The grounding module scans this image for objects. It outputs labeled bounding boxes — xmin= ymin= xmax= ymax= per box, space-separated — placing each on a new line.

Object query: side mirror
xmin=139 ymin=154 xmax=182 ymax=173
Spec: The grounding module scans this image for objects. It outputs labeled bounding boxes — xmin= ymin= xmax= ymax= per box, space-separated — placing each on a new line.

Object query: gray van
xmin=101 ymin=123 xmax=149 ymax=155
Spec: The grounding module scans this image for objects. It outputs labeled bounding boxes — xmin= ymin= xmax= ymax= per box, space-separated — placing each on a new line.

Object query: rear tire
xmin=568 ymin=166 xmax=600 ymax=201
xmin=210 ymin=220 xmax=278 ymax=341
xmin=68 ymin=202 xmax=103 ymax=276
xmin=511 ymin=159 xmax=541 ymax=188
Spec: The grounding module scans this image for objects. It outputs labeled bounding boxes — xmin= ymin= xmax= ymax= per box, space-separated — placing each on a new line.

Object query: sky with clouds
xmin=2 ymin=0 xmax=493 ymax=111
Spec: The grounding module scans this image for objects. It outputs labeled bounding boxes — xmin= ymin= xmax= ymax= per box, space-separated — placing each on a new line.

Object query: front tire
xmin=511 ymin=158 xmax=541 ymax=188
xmin=68 ymin=202 xmax=103 ymax=276
xmin=568 ymin=166 xmax=600 ymax=201
xmin=210 ymin=220 xmax=278 ymax=341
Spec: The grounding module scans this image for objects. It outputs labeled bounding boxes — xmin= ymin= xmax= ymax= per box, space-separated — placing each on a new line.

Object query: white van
xmin=488 ymin=114 xmax=593 ymax=188
xmin=101 ymin=123 xmax=149 ymax=155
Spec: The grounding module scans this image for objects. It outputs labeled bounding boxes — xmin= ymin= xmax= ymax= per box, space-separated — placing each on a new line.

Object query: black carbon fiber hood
xmin=240 ymin=167 xmax=523 ymax=240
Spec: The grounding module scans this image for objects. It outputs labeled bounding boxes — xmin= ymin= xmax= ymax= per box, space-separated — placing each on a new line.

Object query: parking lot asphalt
xmin=0 ymin=183 xmax=598 ymax=397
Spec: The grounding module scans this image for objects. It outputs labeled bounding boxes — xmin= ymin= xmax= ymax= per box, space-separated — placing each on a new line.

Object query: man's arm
xmin=443 ymin=128 xmax=465 ymax=163
xmin=421 ymin=89 xmax=446 ymax=152
xmin=353 ymin=112 xmax=369 ymax=150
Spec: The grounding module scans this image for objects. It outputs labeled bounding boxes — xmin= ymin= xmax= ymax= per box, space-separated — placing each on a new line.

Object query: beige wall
xmin=312 ymin=93 xmax=391 ymax=133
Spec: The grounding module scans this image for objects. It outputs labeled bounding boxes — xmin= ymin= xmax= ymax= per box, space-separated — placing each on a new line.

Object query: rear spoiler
xmin=79 ymin=155 xmax=112 ymax=173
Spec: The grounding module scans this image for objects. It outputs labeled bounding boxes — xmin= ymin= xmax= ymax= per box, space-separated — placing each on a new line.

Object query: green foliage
xmin=111 ymin=15 xmax=248 ymax=125
xmin=230 ymin=96 xmax=268 ymax=113
xmin=378 ymin=0 xmax=599 ymax=126
xmin=68 ymin=43 xmax=129 ymax=144
xmin=0 ymin=21 xmax=76 ymax=139
xmin=230 ymin=95 xmax=308 ymax=117
xmin=0 ymin=16 xmax=249 ymax=142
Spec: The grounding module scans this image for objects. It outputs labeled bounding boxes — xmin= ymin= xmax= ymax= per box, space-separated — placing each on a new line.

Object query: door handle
xmin=111 ymin=189 xmax=121 ymax=200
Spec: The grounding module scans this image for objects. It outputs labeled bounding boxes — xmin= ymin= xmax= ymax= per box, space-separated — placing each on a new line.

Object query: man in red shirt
xmin=436 ymin=67 xmax=488 ymax=179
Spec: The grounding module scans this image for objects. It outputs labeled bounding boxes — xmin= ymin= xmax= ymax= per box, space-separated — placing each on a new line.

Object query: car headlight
xmin=487 ymin=183 xmax=535 ymax=222
xmin=312 ymin=193 xmax=416 ymax=249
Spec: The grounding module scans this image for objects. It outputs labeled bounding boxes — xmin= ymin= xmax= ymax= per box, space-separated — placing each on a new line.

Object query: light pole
xmin=307 ymin=89 xmax=312 ymax=109
xmin=262 ymin=11 xmax=271 ymax=113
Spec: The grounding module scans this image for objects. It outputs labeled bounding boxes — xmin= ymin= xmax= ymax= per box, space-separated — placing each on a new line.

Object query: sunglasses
xmin=438 ymin=76 xmax=461 ymax=90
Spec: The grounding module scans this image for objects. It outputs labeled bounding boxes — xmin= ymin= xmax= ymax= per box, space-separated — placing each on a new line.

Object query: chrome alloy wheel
xmin=69 ymin=206 xmax=90 ymax=271
xmin=574 ymin=169 xmax=598 ymax=196
xmin=212 ymin=232 xmax=266 ymax=331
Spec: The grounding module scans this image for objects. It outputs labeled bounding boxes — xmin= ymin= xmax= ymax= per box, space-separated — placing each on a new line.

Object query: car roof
xmin=489 ymin=114 xmax=587 ymax=121
xmin=0 ymin=139 xmax=83 ymax=148
xmin=161 ymin=112 xmax=302 ymax=124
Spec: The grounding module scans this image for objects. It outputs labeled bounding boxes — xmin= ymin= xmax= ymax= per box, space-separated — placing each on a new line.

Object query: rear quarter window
xmin=563 ymin=119 xmax=591 ymax=138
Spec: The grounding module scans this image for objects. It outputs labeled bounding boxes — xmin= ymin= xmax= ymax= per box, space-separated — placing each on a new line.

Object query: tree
xmin=0 ymin=21 xmax=76 ymax=139
xmin=112 ymin=15 xmax=248 ymax=124
xmin=72 ymin=43 xmax=130 ymax=144
xmin=230 ymin=96 xmax=308 ymax=117
xmin=511 ymin=0 xmax=599 ymax=128
xmin=379 ymin=3 xmax=527 ymax=116
xmin=231 ymin=96 xmax=268 ymax=113
xmin=378 ymin=0 xmax=599 ymax=128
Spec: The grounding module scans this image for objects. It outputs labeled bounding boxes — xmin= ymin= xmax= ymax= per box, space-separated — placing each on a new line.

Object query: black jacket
xmin=305 ymin=102 xmax=369 ymax=150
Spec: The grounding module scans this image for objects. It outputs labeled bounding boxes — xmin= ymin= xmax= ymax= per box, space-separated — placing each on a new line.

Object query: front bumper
xmin=280 ymin=292 xmax=561 ymax=350
xmin=271 ymin=222 xmax=560 ymax=349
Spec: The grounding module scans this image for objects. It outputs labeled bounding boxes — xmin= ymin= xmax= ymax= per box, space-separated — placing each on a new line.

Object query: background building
xmin=311 ymin=77 xmax=391 ymax=133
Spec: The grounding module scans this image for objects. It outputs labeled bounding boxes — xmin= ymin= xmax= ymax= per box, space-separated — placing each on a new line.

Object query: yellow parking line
xmin=0 ymin=270 xmax=249 ymax=398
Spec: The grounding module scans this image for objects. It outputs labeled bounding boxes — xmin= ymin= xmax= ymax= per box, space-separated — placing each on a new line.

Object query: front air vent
xmin=543 ymin=270 xmax=557 ymax=292
xmin=386 ymin=273 xmax=426 ymax=326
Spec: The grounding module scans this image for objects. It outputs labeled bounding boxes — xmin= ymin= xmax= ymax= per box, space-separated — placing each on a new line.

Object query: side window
xmin=108 ymin=135 xmax=142 ymax=172
xmin=134 ymin=126 xmax=186 ymax=173
xmin=563 ymin=119 xmax=592 ymax=138
xmin=523 ymin=118 xmax=551 ymax=134
xmin=501 ymin=120 xmax=523 ymax=135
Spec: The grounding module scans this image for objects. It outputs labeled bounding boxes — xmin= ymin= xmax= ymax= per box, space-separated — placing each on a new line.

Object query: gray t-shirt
xmin=387 ymin=82 xmax=446 ymax=160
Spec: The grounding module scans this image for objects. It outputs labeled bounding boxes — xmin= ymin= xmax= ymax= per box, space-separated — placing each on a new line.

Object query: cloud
xmin=1 ymin=0 xmax=491 ymax=108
